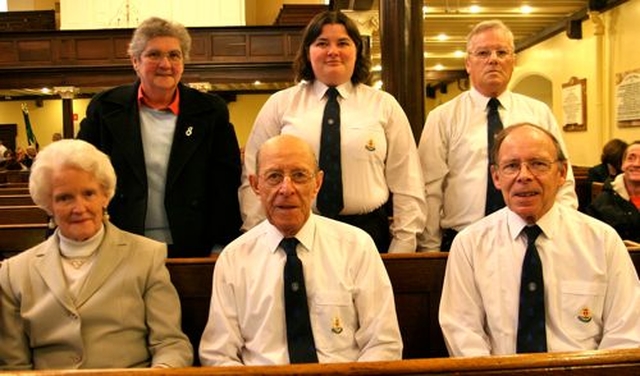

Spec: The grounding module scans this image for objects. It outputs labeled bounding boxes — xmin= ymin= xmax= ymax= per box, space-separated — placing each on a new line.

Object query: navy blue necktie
xmin=281 ymin=238 xmax=318 ymax=363
xmin=316 ymin=87 xmax=343 ymax=218
xmin=485 ymin=97 xmax=505 ymax=215
xmin=517 ymin=225 xmax=547 ymax=353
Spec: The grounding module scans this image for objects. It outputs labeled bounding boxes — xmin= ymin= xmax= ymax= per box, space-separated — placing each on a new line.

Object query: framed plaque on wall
xmin=561 ymin=77 xmax=587 ymax=132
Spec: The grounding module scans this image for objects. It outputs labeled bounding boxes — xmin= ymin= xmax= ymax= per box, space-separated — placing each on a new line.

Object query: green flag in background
xmin=21 ymin=103 xmax=40 ymax=150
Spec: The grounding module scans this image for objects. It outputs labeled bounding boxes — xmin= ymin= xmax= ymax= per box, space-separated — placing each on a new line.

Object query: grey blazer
xmin=0 ymin=222 xmax=193 ymax=370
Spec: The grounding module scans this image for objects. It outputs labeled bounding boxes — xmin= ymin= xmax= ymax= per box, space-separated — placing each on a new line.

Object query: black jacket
xmin=586 ymin=176 xmax=640 ymax=242
xmin=77 ymin=82 xmax=242 ymax=256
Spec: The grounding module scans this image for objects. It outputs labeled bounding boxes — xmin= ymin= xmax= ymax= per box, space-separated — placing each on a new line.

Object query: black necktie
xmin=517 ymin=225 xmax=547 ymax=353
xmin=281 ymin=238 xmax=318 ymax=363
xmin=316 ymin=87 xmax=343 ymax=218
xmin=485 ymin=97 xmax=505 ymax=215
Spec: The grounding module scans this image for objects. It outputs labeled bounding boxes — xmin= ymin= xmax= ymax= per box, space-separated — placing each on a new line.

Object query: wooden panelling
xmin=0 ymin=41 xmax=18 ymax=62
xmin=75 ymin=38 xmax=112 ymax=61
xmin=249 ymin=34 xmax=286 ymax=58
xmin=17 ymin=40 xmax=52 ymax=62
xmin=0 ymin=10 xmax=55 ymax=32
xmin=211 ymin=34 xmax=246 ymax=58
xmin=0 ymin=26 xmax=305 ymax=90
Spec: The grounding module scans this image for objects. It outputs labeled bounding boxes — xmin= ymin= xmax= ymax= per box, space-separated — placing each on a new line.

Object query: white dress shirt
xmin=239 ymin=80 xmax=426 ymax=253
xmin=198 ymin=214 xmax=403 ymax=365
xmin=417 ymin=88 xmax=578 ymax=250
xmin=439 ymin=203 xmax=640 ymax=357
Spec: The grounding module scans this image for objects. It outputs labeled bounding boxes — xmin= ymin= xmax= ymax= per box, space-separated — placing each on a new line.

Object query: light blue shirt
xmin=139 ymin=106 xmax=176 ymax=244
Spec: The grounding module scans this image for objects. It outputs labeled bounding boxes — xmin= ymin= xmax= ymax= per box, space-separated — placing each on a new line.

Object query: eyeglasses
xmin=261 ymin=170 xmax=315 ymax=186
xmin=496 ymin=159 xmax=558 ymax=177
xmin=142 ymin=49 xmax=183 ymax=63
xmin=468 ymin=49 xmax=513 ymax=60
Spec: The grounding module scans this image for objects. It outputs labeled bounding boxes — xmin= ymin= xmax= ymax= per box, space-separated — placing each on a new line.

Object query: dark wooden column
xmin=54 ymin=87 xmax=76 ymax=139
xmin=379 ymin=0 xmax=424 ymax=142
xmin=62 ymin=98 xmax=74 ymax=139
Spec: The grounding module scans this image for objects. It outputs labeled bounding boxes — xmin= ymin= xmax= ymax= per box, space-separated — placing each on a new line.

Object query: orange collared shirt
xmin=137 ymin=86 xmax=180 ymax=115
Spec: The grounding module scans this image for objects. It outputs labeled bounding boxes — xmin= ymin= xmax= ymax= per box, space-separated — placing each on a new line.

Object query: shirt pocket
xmin=560 ymin=281 xmax=606 ymax=341
xmin=343 ymin=125 xmax=387 ymax=164
xmin=311 ymin=291 xmax=357 ymax=352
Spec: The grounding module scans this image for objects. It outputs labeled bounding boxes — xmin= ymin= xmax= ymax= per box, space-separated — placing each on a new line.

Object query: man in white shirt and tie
xmin=439 ymin=123 xmax=640 ymax=356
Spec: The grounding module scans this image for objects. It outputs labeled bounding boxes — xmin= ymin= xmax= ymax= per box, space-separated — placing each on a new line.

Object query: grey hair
xmin=466 ymin=19 xmax=515 ymax=52
xmin=127 ymin=17 xmax=192 ymax=62
xmin=29 ymin=139 xmax=116 ymax=214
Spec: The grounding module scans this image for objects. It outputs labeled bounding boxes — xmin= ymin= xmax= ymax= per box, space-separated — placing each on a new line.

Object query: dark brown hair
xmin=601 ymin=138 xmax=628 ymax=174
xmin=293 ymin=10 xmax=370 ymax=85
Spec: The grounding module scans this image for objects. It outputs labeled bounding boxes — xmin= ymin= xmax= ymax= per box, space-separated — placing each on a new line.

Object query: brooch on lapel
xmin=185 ymin=126 xmax=193 ymax=137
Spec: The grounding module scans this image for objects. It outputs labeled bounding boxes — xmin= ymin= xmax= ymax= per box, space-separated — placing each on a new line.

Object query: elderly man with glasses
xmin=439 ymin=123 xmax=640 ymax=357
xmin=417 ymin=19 xmax=578 ymax=252
xmin=199 ymin=134 xmax=402 ymax=366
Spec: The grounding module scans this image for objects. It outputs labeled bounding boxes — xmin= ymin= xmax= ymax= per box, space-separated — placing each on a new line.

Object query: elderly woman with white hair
xmin=0 ymin=139 xmax=193 ymax=370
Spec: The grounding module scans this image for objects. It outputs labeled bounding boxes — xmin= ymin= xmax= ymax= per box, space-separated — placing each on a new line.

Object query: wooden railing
xmin=3 ymin=348 xmax=640 ymax=375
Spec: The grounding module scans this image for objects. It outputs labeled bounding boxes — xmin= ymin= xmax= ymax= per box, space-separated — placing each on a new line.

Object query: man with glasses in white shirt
xmin=439 ymin=123 xmax=640 ymax=356
xmin=417 ymin=20 xmax=577 ymax=252
xmin=199 ymin=134 xmax=402 ymax=365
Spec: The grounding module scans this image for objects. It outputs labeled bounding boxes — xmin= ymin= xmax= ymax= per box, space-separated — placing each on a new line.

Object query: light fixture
xmin=53 ymin=86 xmax=78 ymax=99
xmin=520 ymin=5 xmax=533 ymax=14
xmin=187 ymin=82 xmax=212 ymax=92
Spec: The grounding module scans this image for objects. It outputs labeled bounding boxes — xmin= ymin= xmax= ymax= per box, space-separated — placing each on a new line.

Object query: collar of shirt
xmin=310 ymin=80 xmax=354 ymax=101
xmin=505 ymin=203 xmax=559 ymax=243
xmin=469 ymin=86 xmax=510 ymax=112
xmin=137 ymin=85 xmax=180 ymax=115
xmin=264 ymin=213 xmax=317 ymax=255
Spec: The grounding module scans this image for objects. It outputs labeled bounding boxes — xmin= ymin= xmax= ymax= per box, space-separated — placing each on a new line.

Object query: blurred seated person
xmin=587 ymin=141 xmax=640 ymax=244
xmin=440 ymin=124 xmax=640 ymax=357
xmin=0 ymin=139 xmax=193 ymax=370
xmin=588 ymin=138 xmax=627 ymax=183
xmin=14 ymin=146 xmax=26 ymax=163
xmin=21 ymin=146 xmax=37 ymax=168
xmin=0 ymin=149 xmax=28 ymax=171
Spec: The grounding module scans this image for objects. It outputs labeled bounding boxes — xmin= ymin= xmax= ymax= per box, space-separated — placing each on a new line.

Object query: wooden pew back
xmin=0 ymin=205 xmax=48 ymax=225
xmin=0 ymin=205 xmax=49 ymax=259
xmin=0 ymin=186 xmax=30 ymax=195
xmin=167 ymin=253 xmax=451 ymax=362
xmin=167 ymin=250 xmax=640 ymax=363
xmin=0 ymin=194 xmax=35 ymax=206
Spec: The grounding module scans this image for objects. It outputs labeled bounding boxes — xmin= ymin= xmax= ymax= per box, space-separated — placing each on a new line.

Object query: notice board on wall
xmin=561 ymin=76 xmax=587 ymax=132
xmin=616 ymin=68 xmax=640 ymax=128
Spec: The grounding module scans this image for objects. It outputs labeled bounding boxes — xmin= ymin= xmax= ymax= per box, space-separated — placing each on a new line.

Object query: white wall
xmin=60 ymin=0 xmax=245 ymax=29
